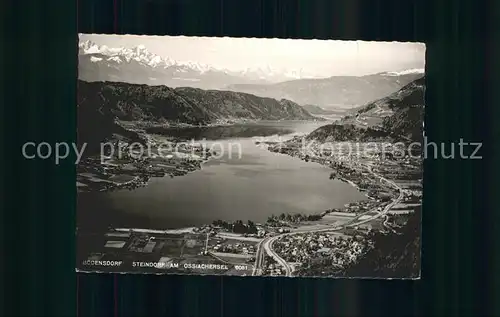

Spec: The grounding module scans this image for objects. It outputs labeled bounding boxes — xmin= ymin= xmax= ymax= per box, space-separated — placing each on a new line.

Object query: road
xmin=252 ymin=165 xmax=404 ymax=277
xmin=204 ymin=232 xmax=209 ymax=253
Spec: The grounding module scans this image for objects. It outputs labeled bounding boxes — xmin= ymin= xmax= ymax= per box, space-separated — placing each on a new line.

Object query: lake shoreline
xmin=77 ymin=118 xmax=332 ymax=194
xmin=76 ymin=121 xmax=423 ymax=278
xmin=78 ymin=137 xmax=376 ymax=235
xmin=77 ymin=120 xmax=393 ymax=236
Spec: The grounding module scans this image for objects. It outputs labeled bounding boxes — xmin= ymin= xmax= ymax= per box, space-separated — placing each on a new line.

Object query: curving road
xmin=252 ymin=165 xmax=404 ymax=277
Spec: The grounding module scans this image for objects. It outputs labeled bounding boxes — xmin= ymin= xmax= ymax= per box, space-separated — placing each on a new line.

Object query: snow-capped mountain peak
xmin=79 ymin=40 xmax=100 ymax=54
xmin=384 ymin=68 xmax=425 ymax=76
xmin=78 ymin=39 xmax=313 ymax=82
xmin=79 ymin=40 xmax=215 ymax=74
xmin=108 ymin=56 xmax=122 ymax=64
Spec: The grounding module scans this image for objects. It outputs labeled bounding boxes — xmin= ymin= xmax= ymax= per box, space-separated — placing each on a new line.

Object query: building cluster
xmin=261 ymin=257 xmax=285 ymax=276
xmin=273 ymin=233 xmax=368 ymax=269
xmin=209 ymin=241 xmax=256 ymax=256
xmin=340 ymin=200 xmax=380 ymax=214
xmin=77 ymin=137 xmax=212 ymax=192
xmin=127 ymin=235 xmax=160 ymax=253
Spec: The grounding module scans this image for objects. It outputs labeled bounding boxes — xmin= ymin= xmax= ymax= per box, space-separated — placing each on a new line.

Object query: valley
xmin=76 ymin=35 xmax=424 ymax=278
xmin=76 ymin=79 xmax=320 ymax=193
xmin=77 ymin=76 xmax=424 ymax=278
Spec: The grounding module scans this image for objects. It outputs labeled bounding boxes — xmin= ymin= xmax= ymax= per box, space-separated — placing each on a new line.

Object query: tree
xmin=296 ymin=206 xmax=421 ymax=278
xmin=342 ymin=206 xmax=421 ymax=278
xmin=246 ymin=220 xmax=258 ymax=234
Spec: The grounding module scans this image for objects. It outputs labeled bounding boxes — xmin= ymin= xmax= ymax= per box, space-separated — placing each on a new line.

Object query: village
xmin=76 ymin=135 xmax=214 ymax=192
xmin=77 ymin=134 xmax=422 ymax=276
xmin=251 ymin=137 xmax=423 ymax=276
xmin=273 ymin=232 xmax=368 ymax=274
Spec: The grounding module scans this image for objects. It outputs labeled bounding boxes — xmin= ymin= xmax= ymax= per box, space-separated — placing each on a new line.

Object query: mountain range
xmin=78 ymin=39 xmax=424 ymax=112
xmin=226 ymin=70 xmax=424 ymax=110
xmin=77 ymin=79 xmax=316 ymax=152
xmin=306 ymin=76 xmax=425 ymax=143
xmin=78 ymin=40 xmax=316 ymax=89
xmin=301 ymin=104 xmax=346 ymax=116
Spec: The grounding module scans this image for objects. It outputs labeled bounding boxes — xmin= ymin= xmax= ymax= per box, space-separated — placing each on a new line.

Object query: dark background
xmin=2 ymin=0 xmax=499 ymax=316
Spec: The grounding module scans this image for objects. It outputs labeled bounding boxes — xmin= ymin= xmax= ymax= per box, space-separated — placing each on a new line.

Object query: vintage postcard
xmin=76 ymin=35 xmax=424 ymax=278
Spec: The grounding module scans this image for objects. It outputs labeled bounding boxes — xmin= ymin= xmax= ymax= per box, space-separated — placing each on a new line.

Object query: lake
xmin=77 ymin=120 xmax=365 ymax=230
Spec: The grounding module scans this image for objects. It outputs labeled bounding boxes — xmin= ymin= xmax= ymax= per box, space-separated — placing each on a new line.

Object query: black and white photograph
xmin=76 ymin=34 xmax=424 ymax=278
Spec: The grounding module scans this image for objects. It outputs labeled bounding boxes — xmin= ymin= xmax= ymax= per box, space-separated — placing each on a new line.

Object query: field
xmin=108 ymin=174 xmax=136 ymax=183
xmin=394 ymin=180 xmax=422 ymax=189
xmin=139 ymin=233 xmax=208 ymax=258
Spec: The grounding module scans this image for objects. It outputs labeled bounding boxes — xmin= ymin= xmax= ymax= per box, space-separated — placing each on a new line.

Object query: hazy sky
xmin=80 ymin=34 xmax=425 ymax=77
